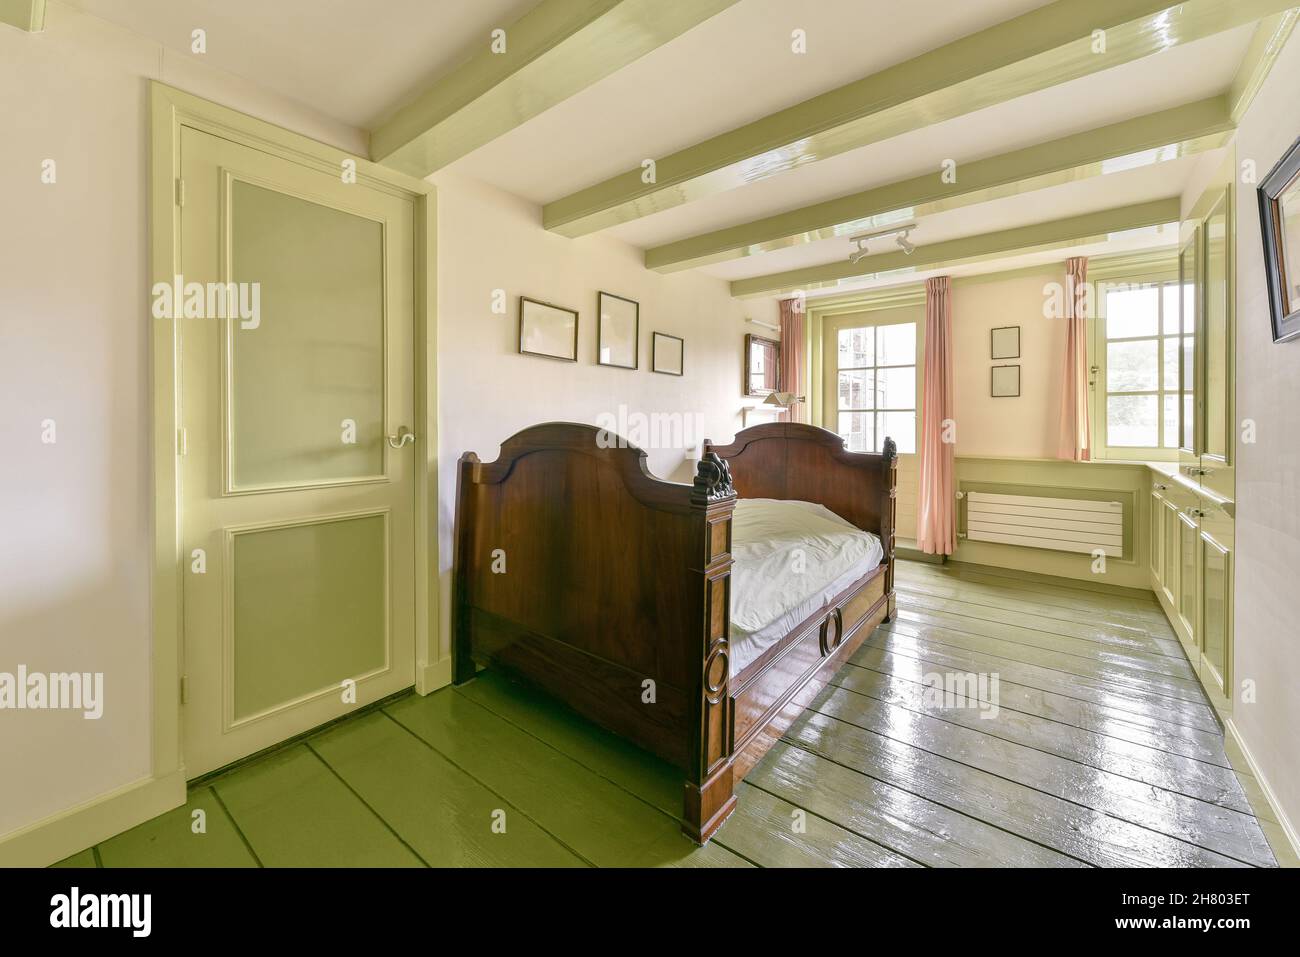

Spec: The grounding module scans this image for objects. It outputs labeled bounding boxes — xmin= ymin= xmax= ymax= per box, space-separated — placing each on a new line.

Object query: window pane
xmin=1163 ymin=394 xmax=1179 ymax=449
xmin=837 ymin=370 xmax=874 ymax=410
xmin=1105 ymin=285 xmax=1159 ymax=338
xmin=838 ymin=412 xmax=874 ymax=453
xmin=1162 ymin=336 xmax=1179 ymax=391
xmin=1107 ymin=339 xmax=1159 ymax=391
xmin=1162 ymin=283 xmax=1187 ymax=334
xmin=838 ymin=327 xmax=873 ymax=368
xmin=880 ymin=410 xmax=916 ymax=454
xmin=1108 ymin=394 xmax=1159 ymax=447
xmin=876 ymin=366 xmax=914 ymax=409
xmin=1182 ymin=393 xmax=1194 ymax=450
xmin=876 ymin=323 xmax=916 ymax=366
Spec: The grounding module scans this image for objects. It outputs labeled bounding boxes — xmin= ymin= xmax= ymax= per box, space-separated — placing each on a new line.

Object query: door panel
xmin=1200 ymin=529 xmax=1230 ymax=699
xmin=227 ymin=179 xmax=388 ymax=490
xmin=1162 ymin=499 xmax=1180 ymax=608
xmin=180 ymin=127 xmax=417 ymax=776
xmin=1202 ymin=193 xmax=1230 ymax=465
xmin=1178 ymin=511 xmax=1199 ymax=647
xmin=1149 ymin=490 xmax=1164 ymax=580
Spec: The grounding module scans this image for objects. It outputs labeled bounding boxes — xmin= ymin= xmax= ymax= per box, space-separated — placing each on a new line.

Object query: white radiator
xmin=965 ymin=491 xmax=1124 ymax=558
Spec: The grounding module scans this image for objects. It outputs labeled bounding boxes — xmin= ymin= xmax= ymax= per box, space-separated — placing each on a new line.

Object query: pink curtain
xmin=778 ymin=297 xmax=805 ymax=423
xmin=918 ymin=276 xmax=956 ymax=555
xmin=1056 ymin=256 xmax=1091 ymax=461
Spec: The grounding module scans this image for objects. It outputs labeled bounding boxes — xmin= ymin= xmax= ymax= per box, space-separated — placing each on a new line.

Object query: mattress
xmin=728 ymin=498 xmax=884 ymax=675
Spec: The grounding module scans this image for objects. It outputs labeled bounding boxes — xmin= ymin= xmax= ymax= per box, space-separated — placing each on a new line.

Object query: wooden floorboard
xmin=63 ymin=558 xmax=1278 ymax=868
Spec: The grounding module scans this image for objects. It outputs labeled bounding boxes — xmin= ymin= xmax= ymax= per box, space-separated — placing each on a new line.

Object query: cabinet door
xmin=1200 ymin=531 xmax=1230 ymax=698
xmin=1177 ymin=228 xmax=1200 ymax=460
xmin=1162 ymin=499 xmax=1180 ymax=607
xmin=1149 ymin=490 xmax=1165 ymax=581
xmin=1178 ymin=511 xmax=1199 ymax=648
xmin=1202 ymin=191 xmax=1230 ymax=465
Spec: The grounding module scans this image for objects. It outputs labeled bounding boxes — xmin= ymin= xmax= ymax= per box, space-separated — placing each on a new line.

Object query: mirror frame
xmin=744 ymin=333 xmax=781 ymax=397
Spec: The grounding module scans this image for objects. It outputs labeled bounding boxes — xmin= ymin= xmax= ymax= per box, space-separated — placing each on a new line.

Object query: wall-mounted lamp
xmin=762 ymin=391 xmax=805 ymax=410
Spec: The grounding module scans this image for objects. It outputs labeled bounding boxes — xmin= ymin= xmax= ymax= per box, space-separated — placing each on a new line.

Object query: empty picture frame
xmin=991 ymin=364 xmax=1020 ymax=397
xmin=519 ymin=296 xmax=578 ymax=362
xmin=652 ymin=332 xmax=684 ymax=375
xmin=991 ymin=325 xmax=1020 ymax=359
xmin=597 ymin=291 xmax=639 ymax=369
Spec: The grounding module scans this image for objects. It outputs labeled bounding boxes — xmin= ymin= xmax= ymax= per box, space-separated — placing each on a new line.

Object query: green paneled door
xmin=180 ymin=127 xmax=417 ymax=776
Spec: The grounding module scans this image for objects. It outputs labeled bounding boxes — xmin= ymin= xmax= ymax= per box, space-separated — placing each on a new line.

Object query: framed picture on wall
xmin=1258 ymin=136 xmax=1300 ymax=343
xmin=990 ymin=325 xmax=1020 ymax=359
xmin=652 ymin=332 xmax=684 ymax=375
xmin=596 ymin=291 xmax=638 ymax=369
xmin=519 ymin=296 xmax=579 ymax=362
xmin=991 ymin=364 xmax=1020 ymax=397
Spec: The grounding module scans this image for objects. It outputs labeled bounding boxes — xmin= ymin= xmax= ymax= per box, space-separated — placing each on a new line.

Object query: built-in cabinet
xmin=1150 ymin=172 xmax=1236 ymax=715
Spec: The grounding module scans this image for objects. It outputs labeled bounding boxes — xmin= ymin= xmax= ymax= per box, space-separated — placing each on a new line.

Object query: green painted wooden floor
xmin=54 ymin=561 xmax=1287 ymax=868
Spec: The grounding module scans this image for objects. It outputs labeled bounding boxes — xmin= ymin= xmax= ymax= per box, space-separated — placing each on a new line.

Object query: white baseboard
xmin=1224 ymin=718 xmax=1300 ymax=867
xmin=0 ymin=770 xmax=186 ymax=868
xmin=416 ymin=656 xmax=453 ymax=695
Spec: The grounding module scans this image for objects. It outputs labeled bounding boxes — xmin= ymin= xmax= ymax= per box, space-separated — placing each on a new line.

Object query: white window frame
xmin=826 ymin=314 xmax=919 ymax=455
xmin=1090 ymin=275 xmax=1184 ymax=462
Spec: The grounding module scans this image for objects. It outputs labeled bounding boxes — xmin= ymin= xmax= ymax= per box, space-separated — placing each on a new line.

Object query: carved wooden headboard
xmin=704 ymin=422 xmax=897 ymax=536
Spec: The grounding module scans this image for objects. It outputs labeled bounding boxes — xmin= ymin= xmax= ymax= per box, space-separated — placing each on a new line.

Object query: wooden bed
xmin=452 ymin=421 xmax=897 ymax=843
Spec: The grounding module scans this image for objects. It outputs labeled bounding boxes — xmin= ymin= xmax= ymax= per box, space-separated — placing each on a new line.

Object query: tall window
xmin=1099 ymin=281 xmax=1189 ymax=451
xmin=835 ymin=322 xmax=917 ymax=453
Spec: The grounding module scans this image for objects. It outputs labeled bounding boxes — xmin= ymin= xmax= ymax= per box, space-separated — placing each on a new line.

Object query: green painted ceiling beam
xmin=544 ymin=0 xmax=1294 ymax=237
xmin=729 ymin=198 xmax=1181 ymax=298
xmin=1227 ymin=9 xmax=1300 ymax=123
xmin=647 ymin=97 xmax=1233 ymax=273
xmin=369 ymin=0 xmax=739 ymax=177
xmin=0 ymin=0 xmax=45 ymax=32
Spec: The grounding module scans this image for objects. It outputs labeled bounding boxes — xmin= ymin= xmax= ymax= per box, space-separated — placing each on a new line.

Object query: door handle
xmin=386 ymin=426 xmax=416 ymax=449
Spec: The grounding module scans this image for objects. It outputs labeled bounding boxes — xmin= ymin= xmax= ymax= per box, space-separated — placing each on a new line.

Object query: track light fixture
xmin=847 ymin=223 xmax=918 ymax=263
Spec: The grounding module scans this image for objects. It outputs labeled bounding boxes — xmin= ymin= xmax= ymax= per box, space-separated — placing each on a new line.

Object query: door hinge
xmin=175 ymin=177 xmax=185 ymax=207
xmin=179 ymin=675 xmax=189 ymax=705
xmin=177 ymin=427 xmax=188 ymax=456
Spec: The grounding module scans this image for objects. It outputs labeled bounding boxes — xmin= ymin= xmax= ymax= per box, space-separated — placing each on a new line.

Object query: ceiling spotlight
xmin=896 ymin=231 xmax=916 ymax=255
xmin=849 ymin=237 xmax=871 ymax=264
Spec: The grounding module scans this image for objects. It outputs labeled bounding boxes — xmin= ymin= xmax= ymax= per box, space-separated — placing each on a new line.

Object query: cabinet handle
xmin=1153 ymin=484 xmax=1168 ymax=491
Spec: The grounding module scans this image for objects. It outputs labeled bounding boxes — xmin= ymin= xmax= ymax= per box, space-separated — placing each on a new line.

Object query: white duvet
xmin=729 ymin=498 xmax=883 ymax=675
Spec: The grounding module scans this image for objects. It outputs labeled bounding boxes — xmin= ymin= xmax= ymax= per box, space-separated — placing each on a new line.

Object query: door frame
xmin=149 ymin=82 xmax=439 ymax=784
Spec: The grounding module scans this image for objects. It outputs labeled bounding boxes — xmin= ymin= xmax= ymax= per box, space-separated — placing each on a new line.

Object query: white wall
xmin=1231 ymin=29 xmax=1300 ymax=839
xmin=0 ymin=3 xmax=771 ymax=839
xmin=951 ymin=268 xmax=1066 ymax=459
xmin=0 ymin=2 xmax=365 ymax=838
xmin=431 ymin=171 xmax=761 ymax=656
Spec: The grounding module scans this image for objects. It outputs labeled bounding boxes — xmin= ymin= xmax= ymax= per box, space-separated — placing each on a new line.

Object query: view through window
xmin=835 ymin=323 xmax=917 ymax=454
xmin=1101 ymin=281 xmax=1189 ymax=450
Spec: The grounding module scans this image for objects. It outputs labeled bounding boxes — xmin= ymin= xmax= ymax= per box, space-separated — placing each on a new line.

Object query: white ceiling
xmin=604 ymin=27 xmax=1252 ymax=251
xmin=441 ymin=0 xmax=1054 ymax=200
xmin=59 ymin=0 xmax=538 ymax=127
xmin=61 ymin=0 xmax=1264 ymax=299
xmin=708 ymin=154 xmax=1201 ymax=281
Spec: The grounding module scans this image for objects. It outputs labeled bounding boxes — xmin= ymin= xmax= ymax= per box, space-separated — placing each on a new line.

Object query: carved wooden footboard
xmin=453 ymin=421 xmax=896 ymax=843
